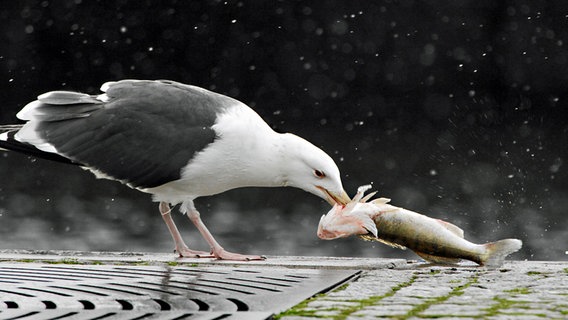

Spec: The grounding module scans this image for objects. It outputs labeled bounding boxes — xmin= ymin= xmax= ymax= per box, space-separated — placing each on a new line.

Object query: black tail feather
xmin=0 ymin=125 xmax=80 ymax=165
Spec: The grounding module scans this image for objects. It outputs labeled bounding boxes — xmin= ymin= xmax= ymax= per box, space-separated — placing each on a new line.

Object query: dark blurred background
xmin=1 ymin=0 xmax=566 ymax=261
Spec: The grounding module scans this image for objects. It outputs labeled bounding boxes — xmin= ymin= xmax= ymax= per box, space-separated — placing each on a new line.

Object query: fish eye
xmin=314 ymin=169 xmax=326 ymax=178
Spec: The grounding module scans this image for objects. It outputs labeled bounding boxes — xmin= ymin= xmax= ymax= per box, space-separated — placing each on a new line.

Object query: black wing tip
xmin=0 ymin=126 xmax=81 ymax=166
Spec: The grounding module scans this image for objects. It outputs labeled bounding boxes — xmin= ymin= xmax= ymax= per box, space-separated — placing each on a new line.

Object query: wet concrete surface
xmin=278 ymin=260 xmax=568 ymax=319
xmin=0 ymin=250 xmax=566 ymax=319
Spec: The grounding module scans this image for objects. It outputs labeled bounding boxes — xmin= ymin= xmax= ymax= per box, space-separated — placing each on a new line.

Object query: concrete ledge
xmin=0 ymin=249 xmax=401 ymax=319
xmin=0 ymin=249 xmax=406 ymax=270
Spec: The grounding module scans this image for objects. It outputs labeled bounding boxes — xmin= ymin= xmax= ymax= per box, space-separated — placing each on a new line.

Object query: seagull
xmin=0 ymin=79 xmax=350 ymax=261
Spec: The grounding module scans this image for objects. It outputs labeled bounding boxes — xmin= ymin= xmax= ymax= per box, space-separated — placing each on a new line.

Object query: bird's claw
xmin=212 ymin=248 xmax=266 ymax=261
xmin=173 ymin=246 xmax=264 ymax=261
xmin=245 ymin=255 xmax=267 ymax=261
xmin=174 ymin=247 xmax=215 ymax=258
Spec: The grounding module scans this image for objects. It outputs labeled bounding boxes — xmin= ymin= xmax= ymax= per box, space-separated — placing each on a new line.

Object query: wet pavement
xmin=0 ymin=250 xmax=566 ymax=319
xmin=278 ymin=260 xmax=568 ymax=319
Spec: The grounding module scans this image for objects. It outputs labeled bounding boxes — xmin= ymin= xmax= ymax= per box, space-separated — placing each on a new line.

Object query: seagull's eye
xmin=314 ymin=170 xmax=326 ymax=178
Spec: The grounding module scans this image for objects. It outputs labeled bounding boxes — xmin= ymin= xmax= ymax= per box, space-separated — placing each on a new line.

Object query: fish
xmin=317 ymin=185 xmax=523 ymax=267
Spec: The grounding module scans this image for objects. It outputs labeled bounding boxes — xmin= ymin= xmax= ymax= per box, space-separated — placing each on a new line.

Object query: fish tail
xmin=481 ymin=239 xmax=523 ymax=267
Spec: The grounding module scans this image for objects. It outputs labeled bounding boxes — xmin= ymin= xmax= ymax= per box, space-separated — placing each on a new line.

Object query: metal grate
xmin=0 ymin=263 xmax=358 ymax=320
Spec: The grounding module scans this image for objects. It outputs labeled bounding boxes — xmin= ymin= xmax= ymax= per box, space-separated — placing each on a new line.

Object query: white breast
xmin=142 ymin=102 xmax=282 ymax=204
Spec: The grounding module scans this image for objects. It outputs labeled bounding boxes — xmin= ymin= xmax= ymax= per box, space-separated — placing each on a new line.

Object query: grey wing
xmin=16 ymin=80 xmax=231 ymax=189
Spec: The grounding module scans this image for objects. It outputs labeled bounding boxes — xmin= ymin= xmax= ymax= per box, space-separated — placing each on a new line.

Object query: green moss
xmin=275 ymin=278 xmax=367 ymax=319
xmin=165 ymin=261 xmax=199 ymax=267
xmin=62 ymin=258 xmax=81 ymax=264
xmin=13 ymin=259 xmax=36 ymax=263
xmin=559 ymin=306 xmax=568 ymax=315
xmin=45 ymin=258 xmax=81 ymax=264
xmin=275 ymin=275 xmax=417 ymax=319
xmin=332 ymin=282 xmax=351 ymax=293
xmin=13 ymin=258 xmax=109 ymax=265
xmin=329 ymin=275 xmax=418 ymax=320
xmin=273 ymin=293 xmax=326 ymax=318
xmin=526 ymin=270 xmax=553 ymax=278
xmin=483 ymin=294 xmax=536 ymax=317
xmin=7 ymin=258 xmax=200 ymax=267
xmin=504 ymin=287 xmax=531 ymax=295
xmin=485 ymin=297 xmax=516 ymax=315
xmin=402 ymin=275 xmax=478 ymax=319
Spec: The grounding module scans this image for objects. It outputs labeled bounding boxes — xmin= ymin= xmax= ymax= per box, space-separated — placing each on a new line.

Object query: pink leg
xmin=185 ymin=205 xmax=265 ymax=261
xmin=159 ymin=202 xmax=213 ymax=258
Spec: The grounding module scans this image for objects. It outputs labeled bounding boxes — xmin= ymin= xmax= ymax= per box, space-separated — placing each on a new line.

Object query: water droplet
xmin=550 ymin=158 xmax=562 ymax=173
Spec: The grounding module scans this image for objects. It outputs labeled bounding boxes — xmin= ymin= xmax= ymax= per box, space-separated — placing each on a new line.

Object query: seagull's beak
xmin=317 ymin=186 xmax=351 ymax=206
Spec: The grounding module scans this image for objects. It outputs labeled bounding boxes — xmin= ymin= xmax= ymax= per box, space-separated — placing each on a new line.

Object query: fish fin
xmin=435 ymin=219 xmax=465 ymax=238
xmin=357 ymin=184 xmax=373 ymax=194
xmin=480 ymin=239 xmax=523 ymax=268
xmin=357 ymin=234 xmax=406 ymax=249
xmin=352 ymin=185 xmax=373 ymax=203
xmin=362 ymin=216 xmax=378 ymax=238
xmin=358 ymin=234 xmax=377 ymax=242
xmin=415 ymin=252 xmax=461 ymax=265
xmin=371 ymin=197 xmax=391 ymax=204
xmin=376 ymin=238 xmax=407 ymax=250
xmin=360 ymin=191 xmax=377 ymax=203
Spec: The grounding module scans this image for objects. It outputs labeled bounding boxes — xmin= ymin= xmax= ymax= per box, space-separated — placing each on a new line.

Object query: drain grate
xmin=0 ymin=263 xmax=358 ymax=320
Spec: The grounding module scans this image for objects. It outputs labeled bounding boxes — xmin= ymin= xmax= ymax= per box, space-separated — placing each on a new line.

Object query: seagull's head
xmin=281 ymin=133 xmax=350 ymax=206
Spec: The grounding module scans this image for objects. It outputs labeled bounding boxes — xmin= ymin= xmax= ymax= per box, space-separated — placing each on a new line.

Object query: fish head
xmin=317 ymin=203 xmax=378 ymax=240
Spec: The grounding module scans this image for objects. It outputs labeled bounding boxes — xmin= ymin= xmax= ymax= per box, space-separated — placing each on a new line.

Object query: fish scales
xmin=318 ymin=185 xmax=522 ymax=267
xmin=370 ymin=207 xmax=485 ymax=265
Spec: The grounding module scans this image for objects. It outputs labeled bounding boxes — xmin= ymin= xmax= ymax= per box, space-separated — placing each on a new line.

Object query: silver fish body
xmin=318 ymin=185 xmax=522 ymax=267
